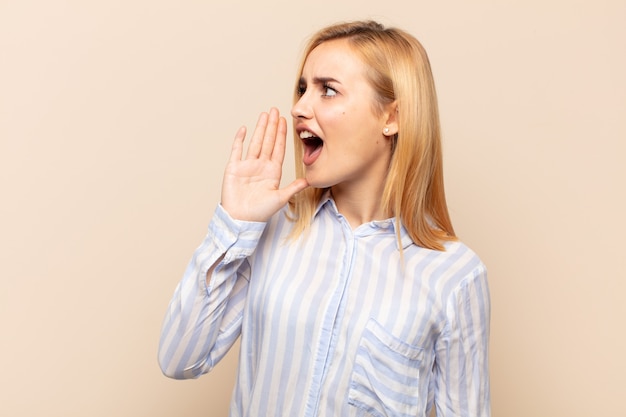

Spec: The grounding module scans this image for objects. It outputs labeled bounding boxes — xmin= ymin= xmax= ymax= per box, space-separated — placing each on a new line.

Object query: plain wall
xmin=1 ymin=0 xmax=624 ymax=416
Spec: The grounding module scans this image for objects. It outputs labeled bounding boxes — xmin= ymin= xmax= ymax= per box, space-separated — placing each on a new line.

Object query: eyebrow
xmin=298 ymin=76 xmax=341 ymax=85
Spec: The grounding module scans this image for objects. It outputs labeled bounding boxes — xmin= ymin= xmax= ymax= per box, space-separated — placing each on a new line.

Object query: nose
xmin=291 ymin=93 xmax=312 ymax=120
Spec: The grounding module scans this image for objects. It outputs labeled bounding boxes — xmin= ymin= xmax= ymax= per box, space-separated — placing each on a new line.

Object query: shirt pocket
xmin=348 ymin=319 xmax=424 ymax=417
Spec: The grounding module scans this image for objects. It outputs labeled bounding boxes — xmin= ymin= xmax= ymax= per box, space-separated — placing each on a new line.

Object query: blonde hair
xmin=288 ymin=21 xmax=456 ymax=251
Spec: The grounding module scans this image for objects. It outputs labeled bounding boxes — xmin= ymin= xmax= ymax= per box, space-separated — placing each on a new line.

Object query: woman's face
xmin=291 ymin=39 xmax=396 ymax=192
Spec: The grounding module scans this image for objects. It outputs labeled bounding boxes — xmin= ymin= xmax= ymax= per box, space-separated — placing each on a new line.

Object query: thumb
xmin=277 ymin=178 xmax=310 ymax=204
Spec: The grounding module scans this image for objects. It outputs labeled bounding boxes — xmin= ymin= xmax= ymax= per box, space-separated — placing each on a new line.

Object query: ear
xmin=382 ymin=100 xmax=399 ymax=137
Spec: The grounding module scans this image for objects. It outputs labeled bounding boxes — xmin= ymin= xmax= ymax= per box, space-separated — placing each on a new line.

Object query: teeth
xmin=299 ymin=130 xmax=314 ymax=139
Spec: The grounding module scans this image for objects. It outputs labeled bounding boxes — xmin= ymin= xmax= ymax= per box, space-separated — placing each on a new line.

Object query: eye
xmin=322 ymin=83 xmax=337 ymax=97
xmin=297 ymin=84 xmax=306 ymax=97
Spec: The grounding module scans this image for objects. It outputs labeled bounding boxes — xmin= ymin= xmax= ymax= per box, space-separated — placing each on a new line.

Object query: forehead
xmin=301 ymin=39 xmax=366 ymax=79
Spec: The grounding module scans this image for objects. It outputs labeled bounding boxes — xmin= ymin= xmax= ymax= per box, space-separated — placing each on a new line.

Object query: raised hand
xmin=221 ymin=108 xmax=309 ymax=222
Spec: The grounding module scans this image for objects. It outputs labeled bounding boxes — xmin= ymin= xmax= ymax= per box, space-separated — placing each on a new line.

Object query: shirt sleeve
xmin=158 ymin=204 xmax=266 ymax=379
xmin=433 ymin=263 xmax=491 ymax=417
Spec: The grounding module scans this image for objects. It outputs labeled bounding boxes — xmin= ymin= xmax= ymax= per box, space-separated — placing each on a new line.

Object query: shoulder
xmin=405 ymin=239 xmax=487 ymax=297
xmin=440 ymin=239 xmax=486 ymax=282
xmin=435 ymin=240 xmax=490 ymax=316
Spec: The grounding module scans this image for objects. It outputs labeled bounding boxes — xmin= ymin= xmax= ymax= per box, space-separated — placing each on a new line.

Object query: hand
xmin=221 ymin=108 xmax=309 ymax=222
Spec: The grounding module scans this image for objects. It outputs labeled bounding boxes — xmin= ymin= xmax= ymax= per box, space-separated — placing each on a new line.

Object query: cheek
xmin=317 ymin=106 xmax=345 ymax=129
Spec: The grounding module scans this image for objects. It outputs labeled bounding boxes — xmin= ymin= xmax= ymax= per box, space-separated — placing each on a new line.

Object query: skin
xmin=211 ymin=108 xmax=308 ymax=284
xmin=291 ymin=39 xmax=398 ymax=227
xmin=211 ymin=40 xmax=399 ymax=283
xmin=221 ymin=39 xmax=398 ymax=228
xmin=220 ymin=108 xmax=309 ymax=223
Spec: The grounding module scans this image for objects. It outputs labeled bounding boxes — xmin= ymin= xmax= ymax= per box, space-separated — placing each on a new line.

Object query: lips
xmin=299 ymin=130 xmax=323 ymax=166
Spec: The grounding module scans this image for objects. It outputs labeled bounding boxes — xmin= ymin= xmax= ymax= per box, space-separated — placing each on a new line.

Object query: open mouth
xmin=300 ymin=130 xmax=323 ymax=166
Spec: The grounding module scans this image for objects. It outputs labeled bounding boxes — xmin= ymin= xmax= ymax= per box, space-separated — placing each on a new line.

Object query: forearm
xmin=158 ymin=205 xmax=265 ymax=379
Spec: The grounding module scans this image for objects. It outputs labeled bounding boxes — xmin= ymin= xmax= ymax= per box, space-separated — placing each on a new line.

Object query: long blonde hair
xmin=289 ymin=21 xmax=456 ymax=251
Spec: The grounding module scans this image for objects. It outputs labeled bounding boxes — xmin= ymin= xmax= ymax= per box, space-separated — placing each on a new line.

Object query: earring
xmin=383 ymin=127 xmax=390 ymax=135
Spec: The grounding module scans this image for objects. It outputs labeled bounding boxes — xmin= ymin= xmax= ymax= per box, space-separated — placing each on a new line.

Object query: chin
xmin=305 ymin=172 xmax=334 ymax=189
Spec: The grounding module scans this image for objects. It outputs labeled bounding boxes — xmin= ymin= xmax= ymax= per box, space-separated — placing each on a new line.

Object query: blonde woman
xmin=159 ymin=20 xmax=490 ymax=417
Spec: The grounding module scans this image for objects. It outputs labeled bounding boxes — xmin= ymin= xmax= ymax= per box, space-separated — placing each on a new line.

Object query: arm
xmin=158 ymin=205 xmax=265 ymax=379
xmin=434 ymin=264 xmax=491 ymax=417
xmin=158 ymin=108 xmax=308 ymax=379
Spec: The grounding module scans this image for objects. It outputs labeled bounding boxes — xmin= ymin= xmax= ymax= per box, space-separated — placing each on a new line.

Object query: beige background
xmin=1 ymin=0 xmax=624 ymax=416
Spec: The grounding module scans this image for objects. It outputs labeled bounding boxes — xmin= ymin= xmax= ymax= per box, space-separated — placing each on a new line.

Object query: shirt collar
xmin=312 ymin=189 xmax=413 ymax=250
xmin=313 ymin=189 xmax=333 ymax=217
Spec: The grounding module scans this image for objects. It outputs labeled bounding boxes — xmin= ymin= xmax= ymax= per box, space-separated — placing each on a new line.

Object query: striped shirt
xmin=159 ymin=193 xmax=490 ymax=417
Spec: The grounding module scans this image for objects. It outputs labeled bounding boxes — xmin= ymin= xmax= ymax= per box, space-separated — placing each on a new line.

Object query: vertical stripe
xmin=158 ymin=196 xmax=491 ymax=416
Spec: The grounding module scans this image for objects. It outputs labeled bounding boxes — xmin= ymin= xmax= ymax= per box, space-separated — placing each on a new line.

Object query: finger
xmin=277 ymin=178 xmax=310 ymax=204
xmin=245 ymin=112 xmax=268 ymax=160
xmin=260 ymin=107 xmax=280 ymax=159
xmin=270 ymin=116 xmax=288 ymax=163
xmin=229 ymin=126 xmax=247 ymax=162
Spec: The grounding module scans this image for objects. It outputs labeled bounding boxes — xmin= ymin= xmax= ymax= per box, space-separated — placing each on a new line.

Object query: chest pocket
xmin=348 ymin=319 xmax=424 ymax=417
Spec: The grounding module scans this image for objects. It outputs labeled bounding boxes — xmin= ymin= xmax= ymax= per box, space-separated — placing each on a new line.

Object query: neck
xmin=331 ymin=181 xmax=388 ymax=229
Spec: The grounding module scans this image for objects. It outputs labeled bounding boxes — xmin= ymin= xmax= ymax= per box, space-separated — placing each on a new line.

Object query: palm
xmin=221 ymin=108 xmax=308 ymax=222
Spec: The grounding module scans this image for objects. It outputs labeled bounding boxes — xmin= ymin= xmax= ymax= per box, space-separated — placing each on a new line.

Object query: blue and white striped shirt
xmin=159 ymin=193 xmax=490 ymax=417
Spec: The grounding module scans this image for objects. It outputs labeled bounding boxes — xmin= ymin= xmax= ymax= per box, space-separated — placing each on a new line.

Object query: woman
xmin=159 ymin=20 xmax=490 ymax=417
